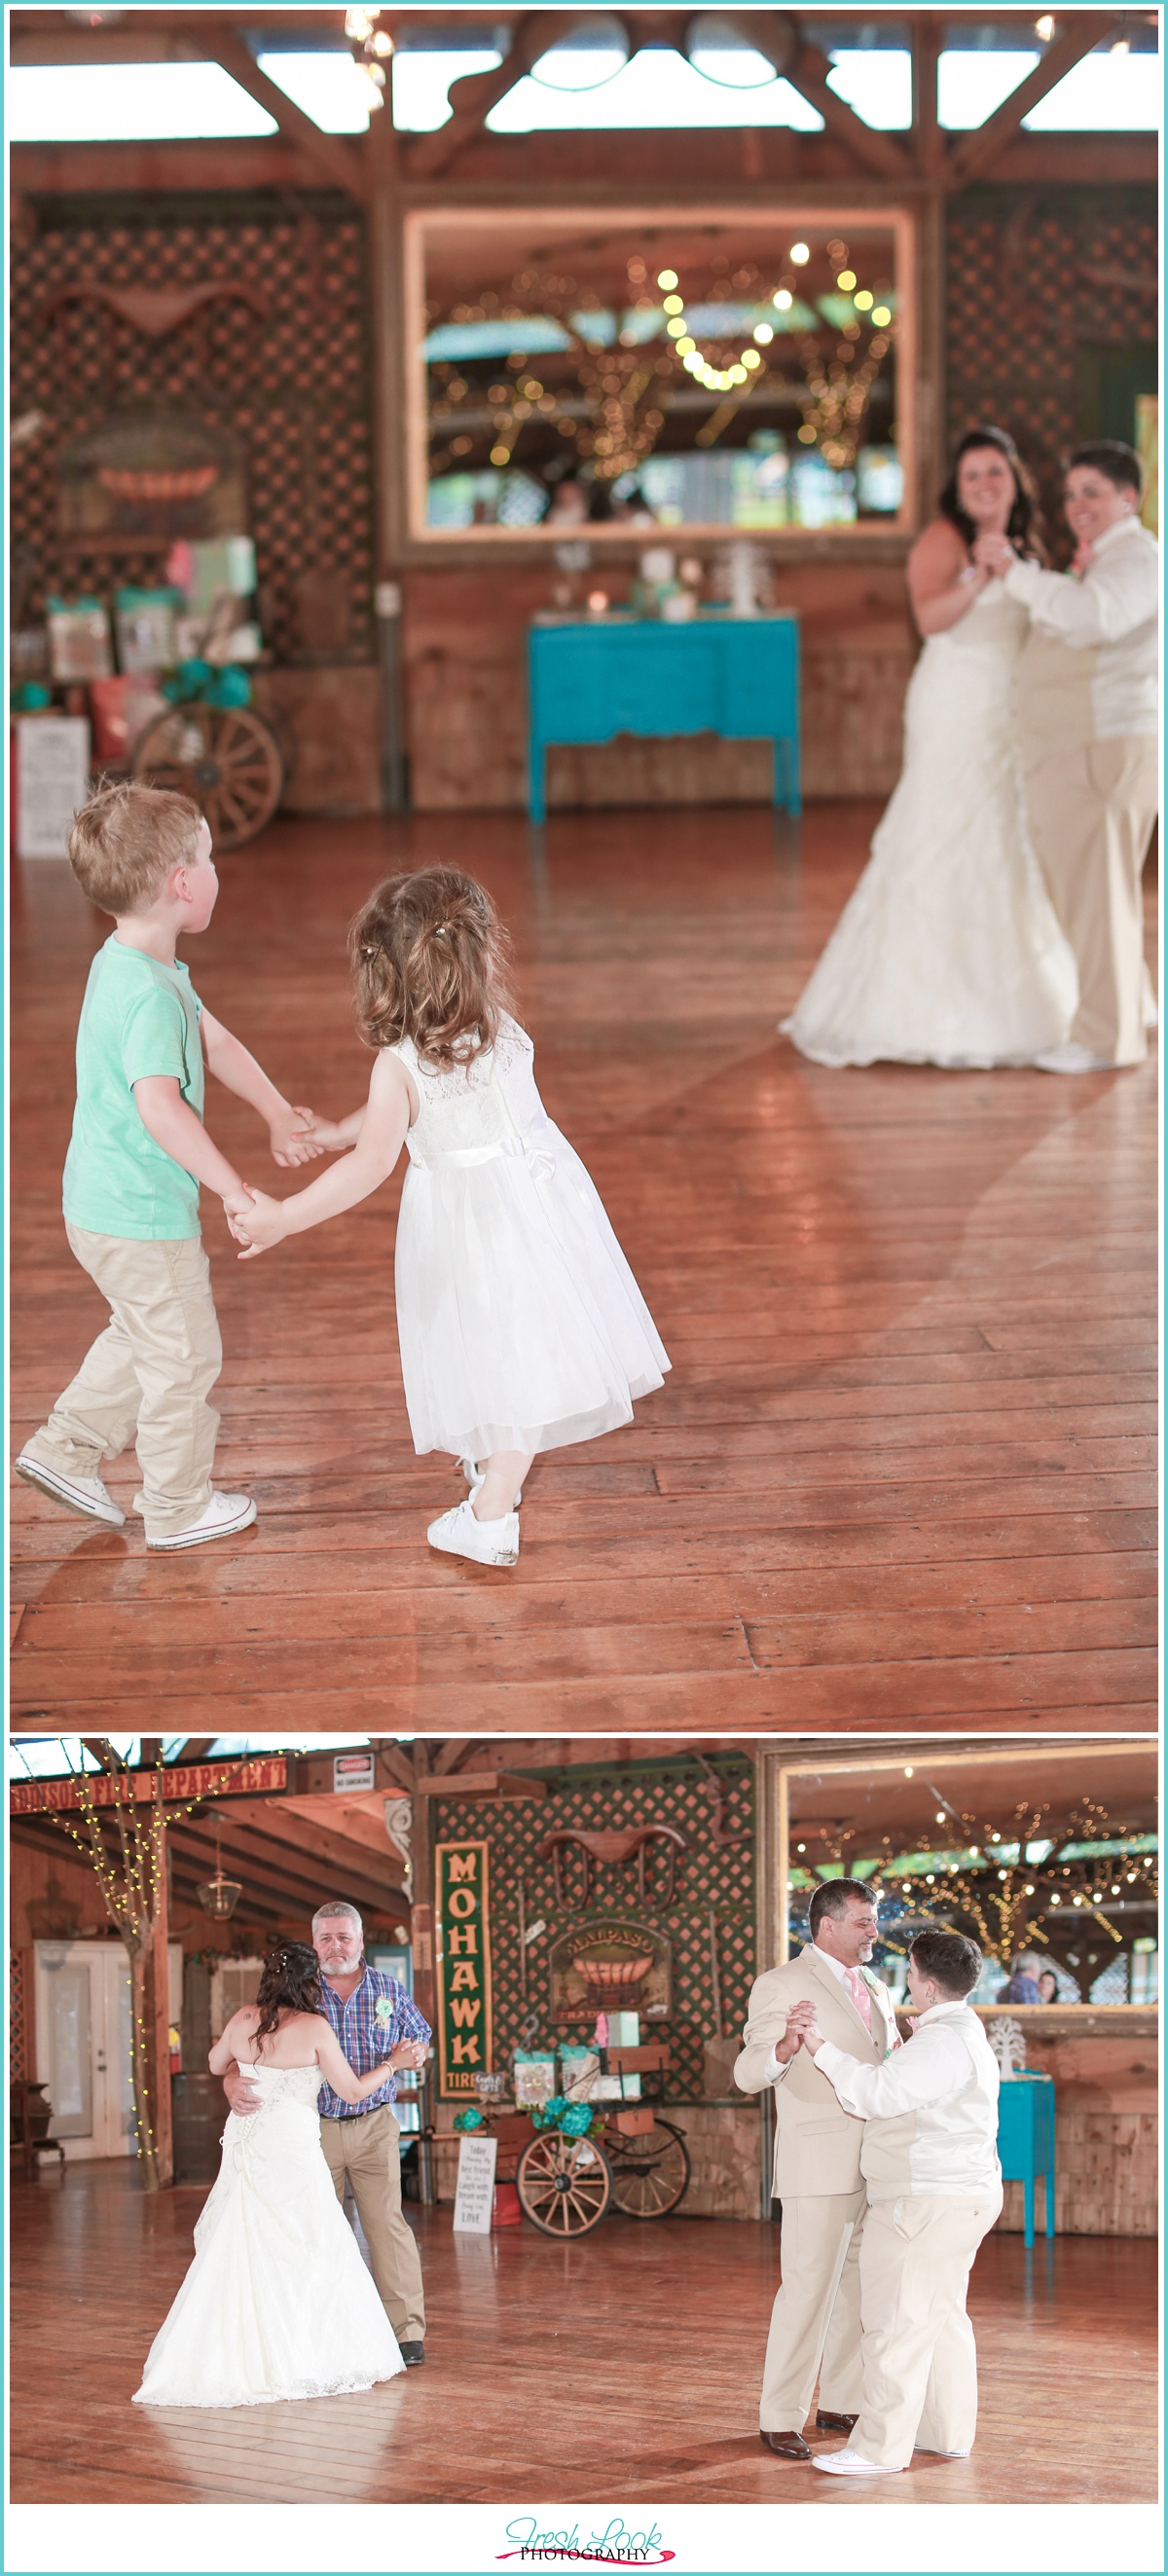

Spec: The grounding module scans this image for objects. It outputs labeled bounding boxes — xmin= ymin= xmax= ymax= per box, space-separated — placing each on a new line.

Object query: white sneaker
xmin=147 ymin=1490 xmax=257 ymax=1551
xmin=14 ymin=1452 xmax=126 ymax=1527
xmin=428 ymin=1497 xmax=520 ymax=1568
xmin=460 ymin=1455 xmax=524 ymax=1506
xmin=815 ymin=2450 xmax=902 ymax=2478
xmin=1034 ymin=1041 xmax=1115 ymax=1073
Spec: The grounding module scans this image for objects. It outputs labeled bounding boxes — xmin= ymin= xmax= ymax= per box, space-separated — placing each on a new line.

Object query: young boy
xmin=15 ymin=780 xmax=321 ymax=1550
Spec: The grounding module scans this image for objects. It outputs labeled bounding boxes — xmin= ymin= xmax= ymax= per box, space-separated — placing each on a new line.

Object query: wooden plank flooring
xmin=10 ymin=806 xmax=1157 ymax=1728
xmin=8 ymin=2161 xmax=1157 ymax=2506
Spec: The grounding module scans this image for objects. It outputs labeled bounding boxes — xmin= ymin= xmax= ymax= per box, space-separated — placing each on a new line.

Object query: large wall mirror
xmin=763 ymin=1739 xmax=1157 ymax=2009
xmin=406 ymin=205 xmax=916 ymax=542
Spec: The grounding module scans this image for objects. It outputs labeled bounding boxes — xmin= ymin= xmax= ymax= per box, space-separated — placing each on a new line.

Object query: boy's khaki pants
xmin=24 ymin=1223 xmax=221 ymax=1541
xmin=319 ymin=2107 xmax=426 ymax=2344
xmin=847 ymin=2184 xmax=1004 ymax=2469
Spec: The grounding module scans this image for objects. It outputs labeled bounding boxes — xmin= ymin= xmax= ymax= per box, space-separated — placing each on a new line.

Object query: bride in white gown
xmin=784 ymin=425 xmax=1077 ymax=1069
xmin=134 ymin=1943 xmax=406 ymax=2409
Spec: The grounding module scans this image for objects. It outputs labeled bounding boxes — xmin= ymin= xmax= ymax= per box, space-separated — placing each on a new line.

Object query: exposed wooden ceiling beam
xmin=405 ymin=11 xmax=563 ymax=181
xmin=727 ymin=16 xmax=912 ymax=183
xmin=377 ymin=1745 xmax=418 ymax=1793
xmin=945 ymin=13 xmax=1115 ymax=189
xmin=428 ymin=1739 xmax=489 ymax=1777
xmin=195 ymin=22 xmax=369 ymax=203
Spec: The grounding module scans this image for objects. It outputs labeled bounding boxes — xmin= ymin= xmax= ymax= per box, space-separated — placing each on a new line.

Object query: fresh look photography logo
xmin=496 ymin=2515 xmax=675 ymax=2565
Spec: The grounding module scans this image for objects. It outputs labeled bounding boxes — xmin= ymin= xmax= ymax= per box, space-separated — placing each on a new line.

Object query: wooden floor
xmin=9 ymin=2160 xmax=1157 ymax=2507
xmin=10 ymin=805 xmax=1157 ymax=1727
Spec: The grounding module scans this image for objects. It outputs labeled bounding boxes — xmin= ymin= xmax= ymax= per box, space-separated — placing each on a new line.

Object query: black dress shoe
xmin=399 ymin=2340 xmax=425 ymax=2367
xmin=816 ymin=2411 xmax=858 ymax=2432
xmin=760 ymin=2429 xmax=811 ymax=2460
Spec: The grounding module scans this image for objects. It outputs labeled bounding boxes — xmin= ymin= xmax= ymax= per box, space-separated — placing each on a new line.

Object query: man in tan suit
xmin=735 ymin=1879 xmax=899 ymax=2461
xmin=977 ymin=439 xmax=1158 ymax=1070
xmin=788 ymin=1927 xmax=1003 ymax=2480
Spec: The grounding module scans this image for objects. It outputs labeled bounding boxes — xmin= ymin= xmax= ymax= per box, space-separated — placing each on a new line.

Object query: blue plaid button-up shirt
xmin=316 ymin=1966 xmax=431 ymax=2122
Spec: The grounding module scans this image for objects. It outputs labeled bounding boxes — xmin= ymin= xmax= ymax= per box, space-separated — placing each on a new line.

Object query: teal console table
xmin=527 ymin=612 xmax=800 ymax=825
xmin=997 ymin=2072 xmax=1055 ymax=2247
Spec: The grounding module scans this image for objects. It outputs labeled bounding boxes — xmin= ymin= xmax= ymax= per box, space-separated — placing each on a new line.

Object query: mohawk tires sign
xmin=435 ymin=1839 xmax=493 ymax=2098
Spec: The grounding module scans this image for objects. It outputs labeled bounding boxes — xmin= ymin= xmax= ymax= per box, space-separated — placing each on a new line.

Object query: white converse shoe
xmin=460 ymin=1456 xmax=523 ymax=1506
xmin=14 ymin=1452 xmax=126 ymax=1527
xmin=1034 ymin=1041 xmax=1115 ymax=1073
xmin=147 ymin=1491 xmax=257 ymax=1550
xmin=428 ymin=1498 xmax=520 ymax=1568
xmin=815 ymin=2450 xmax=902 ymax=2478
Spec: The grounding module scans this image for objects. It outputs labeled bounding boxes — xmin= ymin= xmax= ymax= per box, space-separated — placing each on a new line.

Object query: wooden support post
xmin=910 ymin=14 xmax=945 ymax=182
xmin=147 ymin=1832 xmax=174 ymax=2188
xmin=367 ymin=98 xmax=408 ymax=812
xmin=411 ymin=1746 xmax=437 ymax=2205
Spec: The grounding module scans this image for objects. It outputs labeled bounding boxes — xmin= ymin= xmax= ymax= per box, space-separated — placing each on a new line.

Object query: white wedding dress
xmin=133 ymin=2064 xmax=405 ymax=2408
xmin=784 ymin=580 xmax=1077 ymax=1068
xmin=389 ymin=1015 xmax=669 ymax=1458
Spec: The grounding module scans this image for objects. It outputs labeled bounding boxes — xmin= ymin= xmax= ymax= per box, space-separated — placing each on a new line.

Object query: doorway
xmin=33 ymin=1939 xmax=181 ymax=2161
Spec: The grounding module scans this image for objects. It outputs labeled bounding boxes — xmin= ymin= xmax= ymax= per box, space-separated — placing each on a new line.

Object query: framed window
xmin=405 ymin=203 xmax=917 ymax=543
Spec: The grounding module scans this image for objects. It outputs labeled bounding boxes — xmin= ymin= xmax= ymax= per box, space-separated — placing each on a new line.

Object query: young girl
xmin=234 ymin=867 xmax=669 ymax=1566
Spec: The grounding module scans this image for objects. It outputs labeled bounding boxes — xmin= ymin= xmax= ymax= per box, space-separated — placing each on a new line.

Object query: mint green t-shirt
xmin=62 ymin=938 xmax=205 ymax=1240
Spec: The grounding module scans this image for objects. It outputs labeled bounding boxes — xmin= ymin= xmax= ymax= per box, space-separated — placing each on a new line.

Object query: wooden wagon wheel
xmin=607 ymin=2118 xmax=690 ymax=2220
xmin=516 ymin=2128 xmax=612 ymax=2237
xmin=131 ymin=702 xmax=283 ymax=853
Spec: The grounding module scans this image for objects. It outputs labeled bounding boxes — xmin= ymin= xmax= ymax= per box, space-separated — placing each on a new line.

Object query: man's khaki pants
xmin=847 ymin=2185 xmax=1004 ymax=2469
xmin=760 ymin=2188 xmax=865 ymax=2430
xmin=1020 ymin=734 xmax=1158 ymax=1065
xmin=320 ymin=2106 xmax=426 ymax=2345
xmin=24 ymin=1224 xmax=222 ymax=1542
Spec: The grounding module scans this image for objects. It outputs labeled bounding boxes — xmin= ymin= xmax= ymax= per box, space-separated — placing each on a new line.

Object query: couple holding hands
xmin=735 ymin=1880 xmax=1002 ymax=2480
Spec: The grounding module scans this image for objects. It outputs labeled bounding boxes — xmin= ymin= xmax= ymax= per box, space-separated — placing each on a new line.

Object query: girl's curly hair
xmin=348 ymin=867 xmax=514 ymax=1069
xmin=250 ymin=1941 xmax=325 ymax=2055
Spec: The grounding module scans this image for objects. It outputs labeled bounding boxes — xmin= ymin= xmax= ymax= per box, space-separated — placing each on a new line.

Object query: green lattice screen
xmin=433 ymin=1752 xmax=754 ymax=2102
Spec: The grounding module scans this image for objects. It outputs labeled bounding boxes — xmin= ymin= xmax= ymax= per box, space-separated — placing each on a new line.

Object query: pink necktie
xmin=845 ymin=1967 xmax=873 ymax=2031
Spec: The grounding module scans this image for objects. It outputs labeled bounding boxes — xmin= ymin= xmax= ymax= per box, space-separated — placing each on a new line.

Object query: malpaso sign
xmin=435 ymin=1839 xmax=493 ymax=2097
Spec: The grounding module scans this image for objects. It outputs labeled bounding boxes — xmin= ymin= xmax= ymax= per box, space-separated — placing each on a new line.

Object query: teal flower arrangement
xmin=453 ymin=2106 xmax=485 ymax=2132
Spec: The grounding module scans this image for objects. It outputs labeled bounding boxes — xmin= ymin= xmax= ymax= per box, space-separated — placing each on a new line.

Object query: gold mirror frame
xmin=404 ymin=201 xmax=919 ymax=548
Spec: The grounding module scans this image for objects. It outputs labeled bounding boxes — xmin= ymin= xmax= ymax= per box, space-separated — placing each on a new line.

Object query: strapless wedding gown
xmin=133 ymin=2064 xmax=405 ymax=2408
xmin=784 ymin=582 xmax=1077 ymax=1068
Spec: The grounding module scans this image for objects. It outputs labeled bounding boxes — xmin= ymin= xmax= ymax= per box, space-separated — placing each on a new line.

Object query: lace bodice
xmin=391 ymin=1015 xmax=551 ymax=1169
xmin=934 ymin=577 xmax=1030 ymax=662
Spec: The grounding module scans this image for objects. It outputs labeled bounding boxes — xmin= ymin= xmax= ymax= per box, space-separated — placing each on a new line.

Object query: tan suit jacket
xmin=735 ymin=1945 xmax=898 ymax=2197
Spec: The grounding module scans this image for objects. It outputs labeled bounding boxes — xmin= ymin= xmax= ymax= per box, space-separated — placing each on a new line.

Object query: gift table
xmin=527 ymin=612 xmax=800 ymax=825
xmin=459 ymin=2044 xmax=690 ymax=2236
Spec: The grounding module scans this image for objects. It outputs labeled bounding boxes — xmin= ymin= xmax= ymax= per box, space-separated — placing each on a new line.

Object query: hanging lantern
xmin=197 ymin=1829 xmax=242 ymax=1921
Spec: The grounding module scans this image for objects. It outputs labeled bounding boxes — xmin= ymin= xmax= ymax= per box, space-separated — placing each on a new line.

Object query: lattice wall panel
xmin=10 ymin=1951 xmax=28 ymax=2082
xmin=947 ymin=189 xmax=1156 ymax=551
xmin=12 ymin=198 xmax=374 ymax=663
xmin=433 ymin=1754 xmax=754 ymax=2102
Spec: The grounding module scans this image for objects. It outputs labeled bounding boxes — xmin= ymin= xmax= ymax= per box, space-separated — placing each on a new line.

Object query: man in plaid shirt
xmin=223 ymin=1898 xmax=431 ymax=2364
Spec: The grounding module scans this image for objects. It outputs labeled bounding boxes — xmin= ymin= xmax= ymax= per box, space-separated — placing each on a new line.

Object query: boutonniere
xmin=374 ymin=1996 xmax=394 ymax=2031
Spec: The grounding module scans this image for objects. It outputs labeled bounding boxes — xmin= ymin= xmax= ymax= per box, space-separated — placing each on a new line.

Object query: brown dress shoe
xmin=816 ymin=2410 xmax=858 ymax=2432
xmin=761 ymin=2429 xmax=811 ymax=2460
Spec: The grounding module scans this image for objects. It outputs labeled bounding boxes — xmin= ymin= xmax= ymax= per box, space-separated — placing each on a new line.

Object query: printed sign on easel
xmin=453 ymin=2133 xmax=497 ymax=2233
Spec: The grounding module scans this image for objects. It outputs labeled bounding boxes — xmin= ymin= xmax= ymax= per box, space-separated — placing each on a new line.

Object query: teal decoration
xmin=11 ymin=682 xmax=53 ymax=711
xmin=205 ymin=665 xmax=251 ymax=709
xmin=560 ymin=2101 xmax=595 ymax=2137
xmin=453 ymin=2106 xmax=485 ymax=2132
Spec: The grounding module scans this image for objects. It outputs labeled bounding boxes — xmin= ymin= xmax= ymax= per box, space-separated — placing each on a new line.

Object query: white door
xmin=210 ymin=1957 xmax=264 ymax=2038
xmin=34 ymin=1939 xmax=182 ymax=2161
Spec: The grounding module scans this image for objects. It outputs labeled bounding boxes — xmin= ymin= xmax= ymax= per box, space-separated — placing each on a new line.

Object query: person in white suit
xmin=977 ymin=439 xmax=1158 ymax=1071
xmin=787 ymin=1926 xmax=1003 ymax=2478
xmin=734 ymin=1879 xmax=900 ymax=2461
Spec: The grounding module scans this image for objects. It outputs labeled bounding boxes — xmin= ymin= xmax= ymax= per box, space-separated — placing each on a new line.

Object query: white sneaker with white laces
xmin=147 ymin=1491 xmax=257 ymax=1551
xmin=428 ymin=1497 xmax=520 ymax=1568
xmin=460 ymin=1456 xmax=524 ymax=1506
xmin=1034 ymin=1041 xmax=1115 ymax=1073
xmin=814 ymin=2450 xmax=902 ymax=2478
xmin=14 ymin=1452 xmax=126 ymax=1527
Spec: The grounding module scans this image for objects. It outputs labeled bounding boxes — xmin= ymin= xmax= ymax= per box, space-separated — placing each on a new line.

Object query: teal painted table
xmin=997 ymin=2073 xmax=1055 ymax=2246
xmin=527 ymin=612 xmax=800 ymax=825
